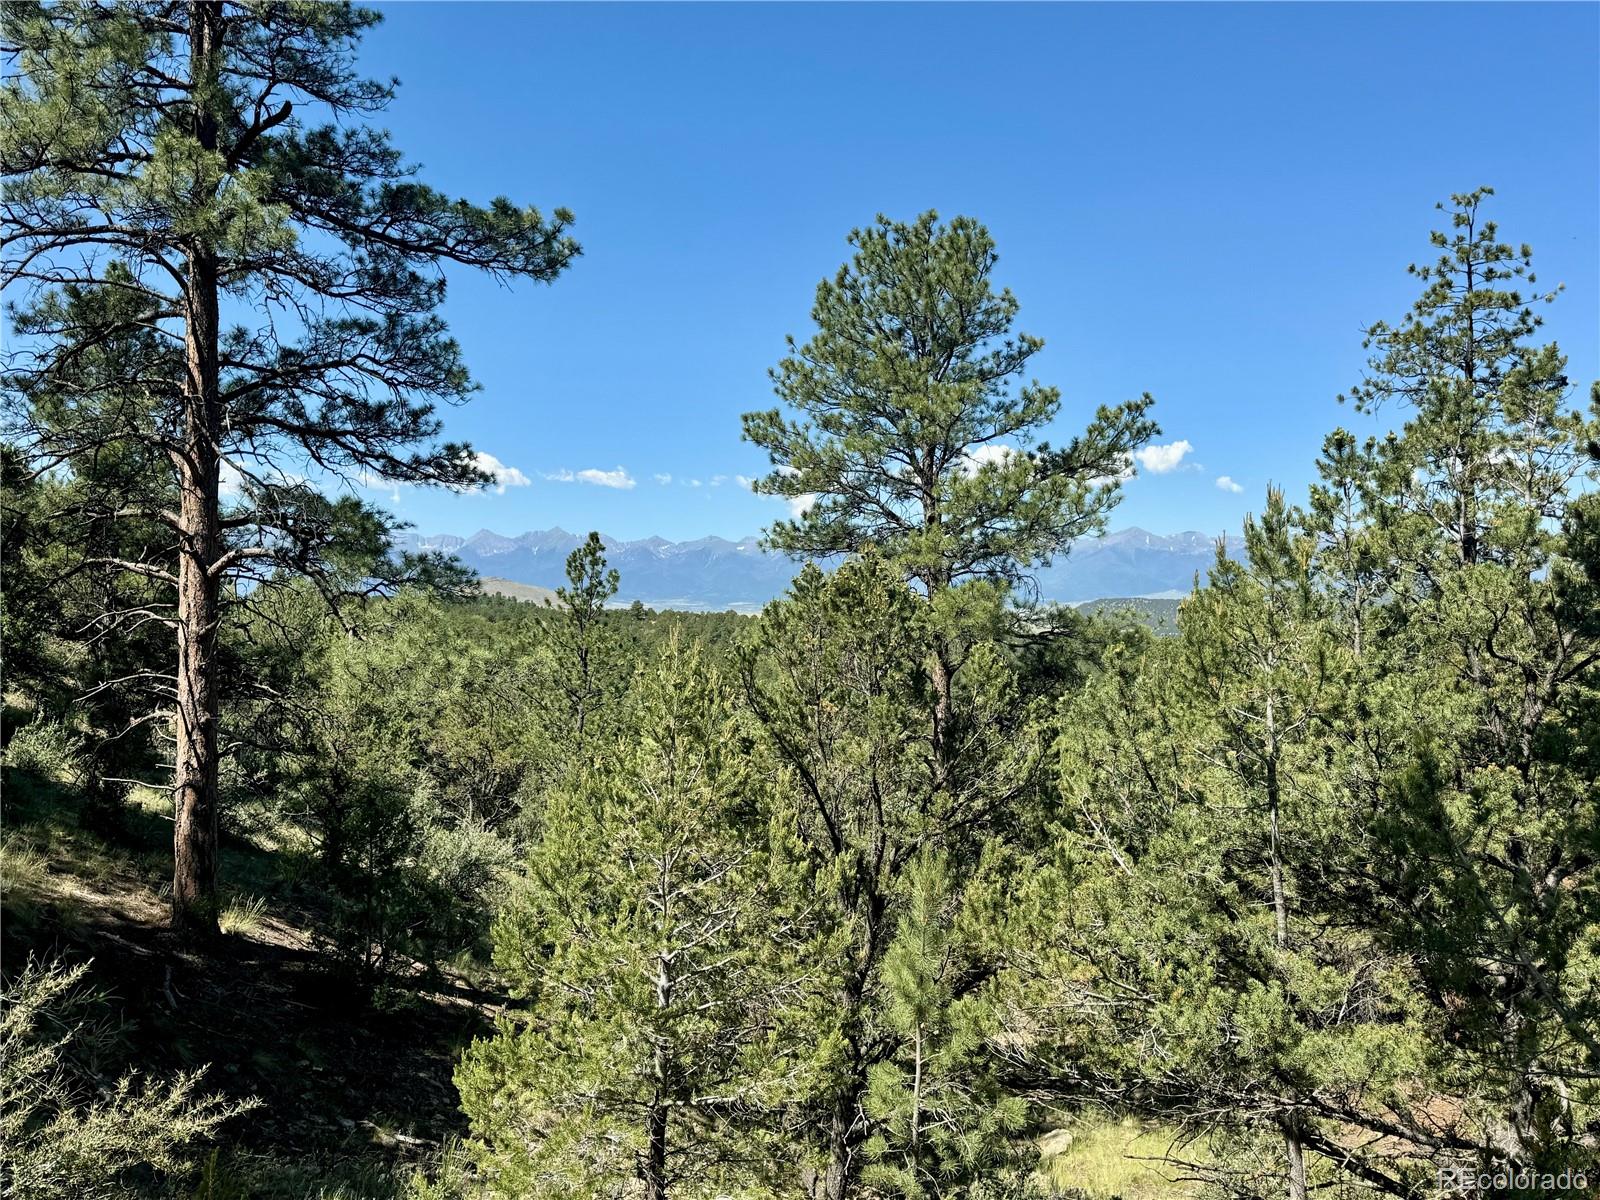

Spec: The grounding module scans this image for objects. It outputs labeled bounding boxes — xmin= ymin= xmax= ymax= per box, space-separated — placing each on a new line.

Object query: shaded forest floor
xmin=1 ymin=765 xmax=500 ymax=1197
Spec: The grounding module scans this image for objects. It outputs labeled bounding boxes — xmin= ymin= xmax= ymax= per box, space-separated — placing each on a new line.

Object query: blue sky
xmin=353 ymin=2 xmax=1598 ymax=543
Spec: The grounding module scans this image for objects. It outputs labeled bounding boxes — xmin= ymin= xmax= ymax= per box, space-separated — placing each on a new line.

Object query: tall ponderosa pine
xmin=1329 ymin=190 xmax=1600 ymax=1180
xmin=743 ymin=211 xmax=1156 ymax=765
xmin=1 ymin=1 xmax=577 ymax=933
xmin=1343 ymin=187 xmax=1575 ymax=575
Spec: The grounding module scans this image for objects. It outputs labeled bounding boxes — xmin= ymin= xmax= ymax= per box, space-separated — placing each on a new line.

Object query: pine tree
xmin=1304 ymin=430 xmax=1382 ymax=658
xmin=1330 ymin=191 xmax=1600 ymax=1182
xmin=1 ymin=1 xmax=577 ymax=934
xmin=1021 ymin=193 xmax=1600 ymax=1199
xmin=742 ymin=211 xmax=1156 ymax=765
xmin=542 ymin=531 xmax=623 ymax=759
xmin=1176 ymin=491 xmax=1343 ymax=1200
xmin=1018 ymin=490 xmax=1452 ymax=1199
xmin=1343 ymin=187 xmax=1573 ymax=574
xmin=861 ymin=850 xmax=1025 ymax=1199
xmin=743 ymin=555 xmax=1038 ymax=1200
xmin=459 ymin=636 xmax=804 ymax=1199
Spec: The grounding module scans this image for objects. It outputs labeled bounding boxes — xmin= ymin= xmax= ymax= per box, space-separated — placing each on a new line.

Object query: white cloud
xmin=653 ymin=473 xmax=673 ymax=485
xmin=1215 ymin=475 xmax=1245 ymax=494
xmin=577 ymin=467 xmax=635 ymax=489
xmin=1134 ymin=439 xmax=1194 ymax=474
xmin=961 ymin=444 xmax=1017 ymax=474
xmin=787 ymin=493 xmax=818 ymax=518
xmin=545 ymin=466 xmax=637 ymax=490
xmin=473 ymin=452 xmax=531 ymax=494
xmin=688 ymin=478 xmax=703 ymax=488
xmin=735 ymin=474 xmax=755 ymax=489
xmin=710 ymin=474 xmax=728 ymax=487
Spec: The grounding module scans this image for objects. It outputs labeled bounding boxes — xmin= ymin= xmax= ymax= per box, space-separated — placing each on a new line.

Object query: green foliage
xmin=263 ymin=594 xmax=520 ymax=988
xmin=314 ymin=781 xmax=499 ymax=989
xmin=457 ymin=635 xmax=803 ymax=1198
xmin=1 ymin=718 xmax=83 ymax=782
xmin=1026 ymin=493 xmax=1440 ymax=1196
xmin=741 ymin=555 xmax=1041 ymax=1198
xmin=6 ymin=58 xmax=1596 ymax=1200
xmin=0 ymin=444 xmax=68 ymax=700
xmin=1 ymin=958 xmax=254 ymax=1200
xmin=744 ymin=210 xmax=1156 ymax=600
xmin=2 ymin=0 xmax=577 ymax=930
xmin=862 ymin=851 xmax=1027 ymax=1198
xmin=540 ymin=532 xmax=626 ymax=764
xmin=1020 ymin=191 xmax=1600 ymax=1199
xmin=213 ymin=558 xmax=724 ymax=996
xmin=1323 ymin=191 xmax=1600 ymax=1183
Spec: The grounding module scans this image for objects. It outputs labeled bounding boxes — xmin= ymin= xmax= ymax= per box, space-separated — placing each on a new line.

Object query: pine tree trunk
xmin=172 ymin=434 xmax=221 ymax=936
xmin=172 ymin=0 xmax=223 ymax=937
xmin=909 ymin=1023 xmax=925 ymax=1185
xmin=929 ymin=648 xmax=953 ymax=780
xmin=821 ymin=969 xmax=869 ymax=1200
xmin=822 ymin=1088 xmax=855 ymax=1200
xmin=643 ymin=909 xmax=671 ymax=1200
xmin=925 ymin=556 xmax=954 ymax=783
xmin=1284 ymin=1123 xmax=1308 ymax=1200
xmin=1265 ymin=694 xmax=1289 ymax=948
xmin=643 ymin=1100 xmax=668 ymax=1200
xmin=919 ymin=469 xmax=954 ymax=781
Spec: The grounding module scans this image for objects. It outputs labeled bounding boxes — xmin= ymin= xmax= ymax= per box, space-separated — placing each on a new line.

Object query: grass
xmin=0 ymin=833 xmax=49 ymax=923
xmin=187 ymin=1146 xmax=415 ymax=1200
xmin=1038 ymin=1116 xmax=1200 ymax=1199
xmin=0 ymin=768 xmax=177 ymax=931
xmin=219 ymin=894 xmax=269 ymax=936
xmin=2 ymin=764 xmax=501 ymax=1200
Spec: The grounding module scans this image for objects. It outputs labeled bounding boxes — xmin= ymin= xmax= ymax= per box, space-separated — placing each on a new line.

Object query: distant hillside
xmin=1076 ymin=595 xmax=1184 ymax=632
xmin=398 ymin=526 xmax=1238 ymax=613
xmin=477 ymin=578 xmax=560 ymax=606
xmin=1037 ymin=528 xmax=1229 ymax=602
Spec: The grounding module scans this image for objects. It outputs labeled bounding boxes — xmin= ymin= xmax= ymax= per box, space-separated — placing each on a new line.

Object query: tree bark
xmin=1284 ymin=1122 xmax=1309 ymax=1200
xmin=822 ymin=1085 xmax=856 ymax=1200
xmin=643 ymin=1099 xmax=669 ymax=1200
xmin=918 ymin=459 xmax=955 ymax=780
xmin=929 ymin=647 xmax=953 ymax=780
xmin=172 ymin=0 xmax=223 ymax=937
xmin=172 ymin=427 xmax=221 ymax=935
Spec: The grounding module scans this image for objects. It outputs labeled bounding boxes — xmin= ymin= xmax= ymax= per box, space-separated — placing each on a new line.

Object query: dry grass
xmin=0 ymin=834 xmax=49 ymax=920
xmin=1037 ymin=1116 xmax=1201 ymax=1199
xmin=219 ymin=894 xmax=268 ymax=936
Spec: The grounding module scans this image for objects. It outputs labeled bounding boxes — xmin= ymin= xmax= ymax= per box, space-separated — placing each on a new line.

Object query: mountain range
xmin=395 ymin=526 xmax=1242 ymax=612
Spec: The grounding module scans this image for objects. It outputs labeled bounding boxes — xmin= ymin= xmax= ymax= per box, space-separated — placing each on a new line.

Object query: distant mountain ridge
xmin=396 ymin=526 xmax=1242 ymax=613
